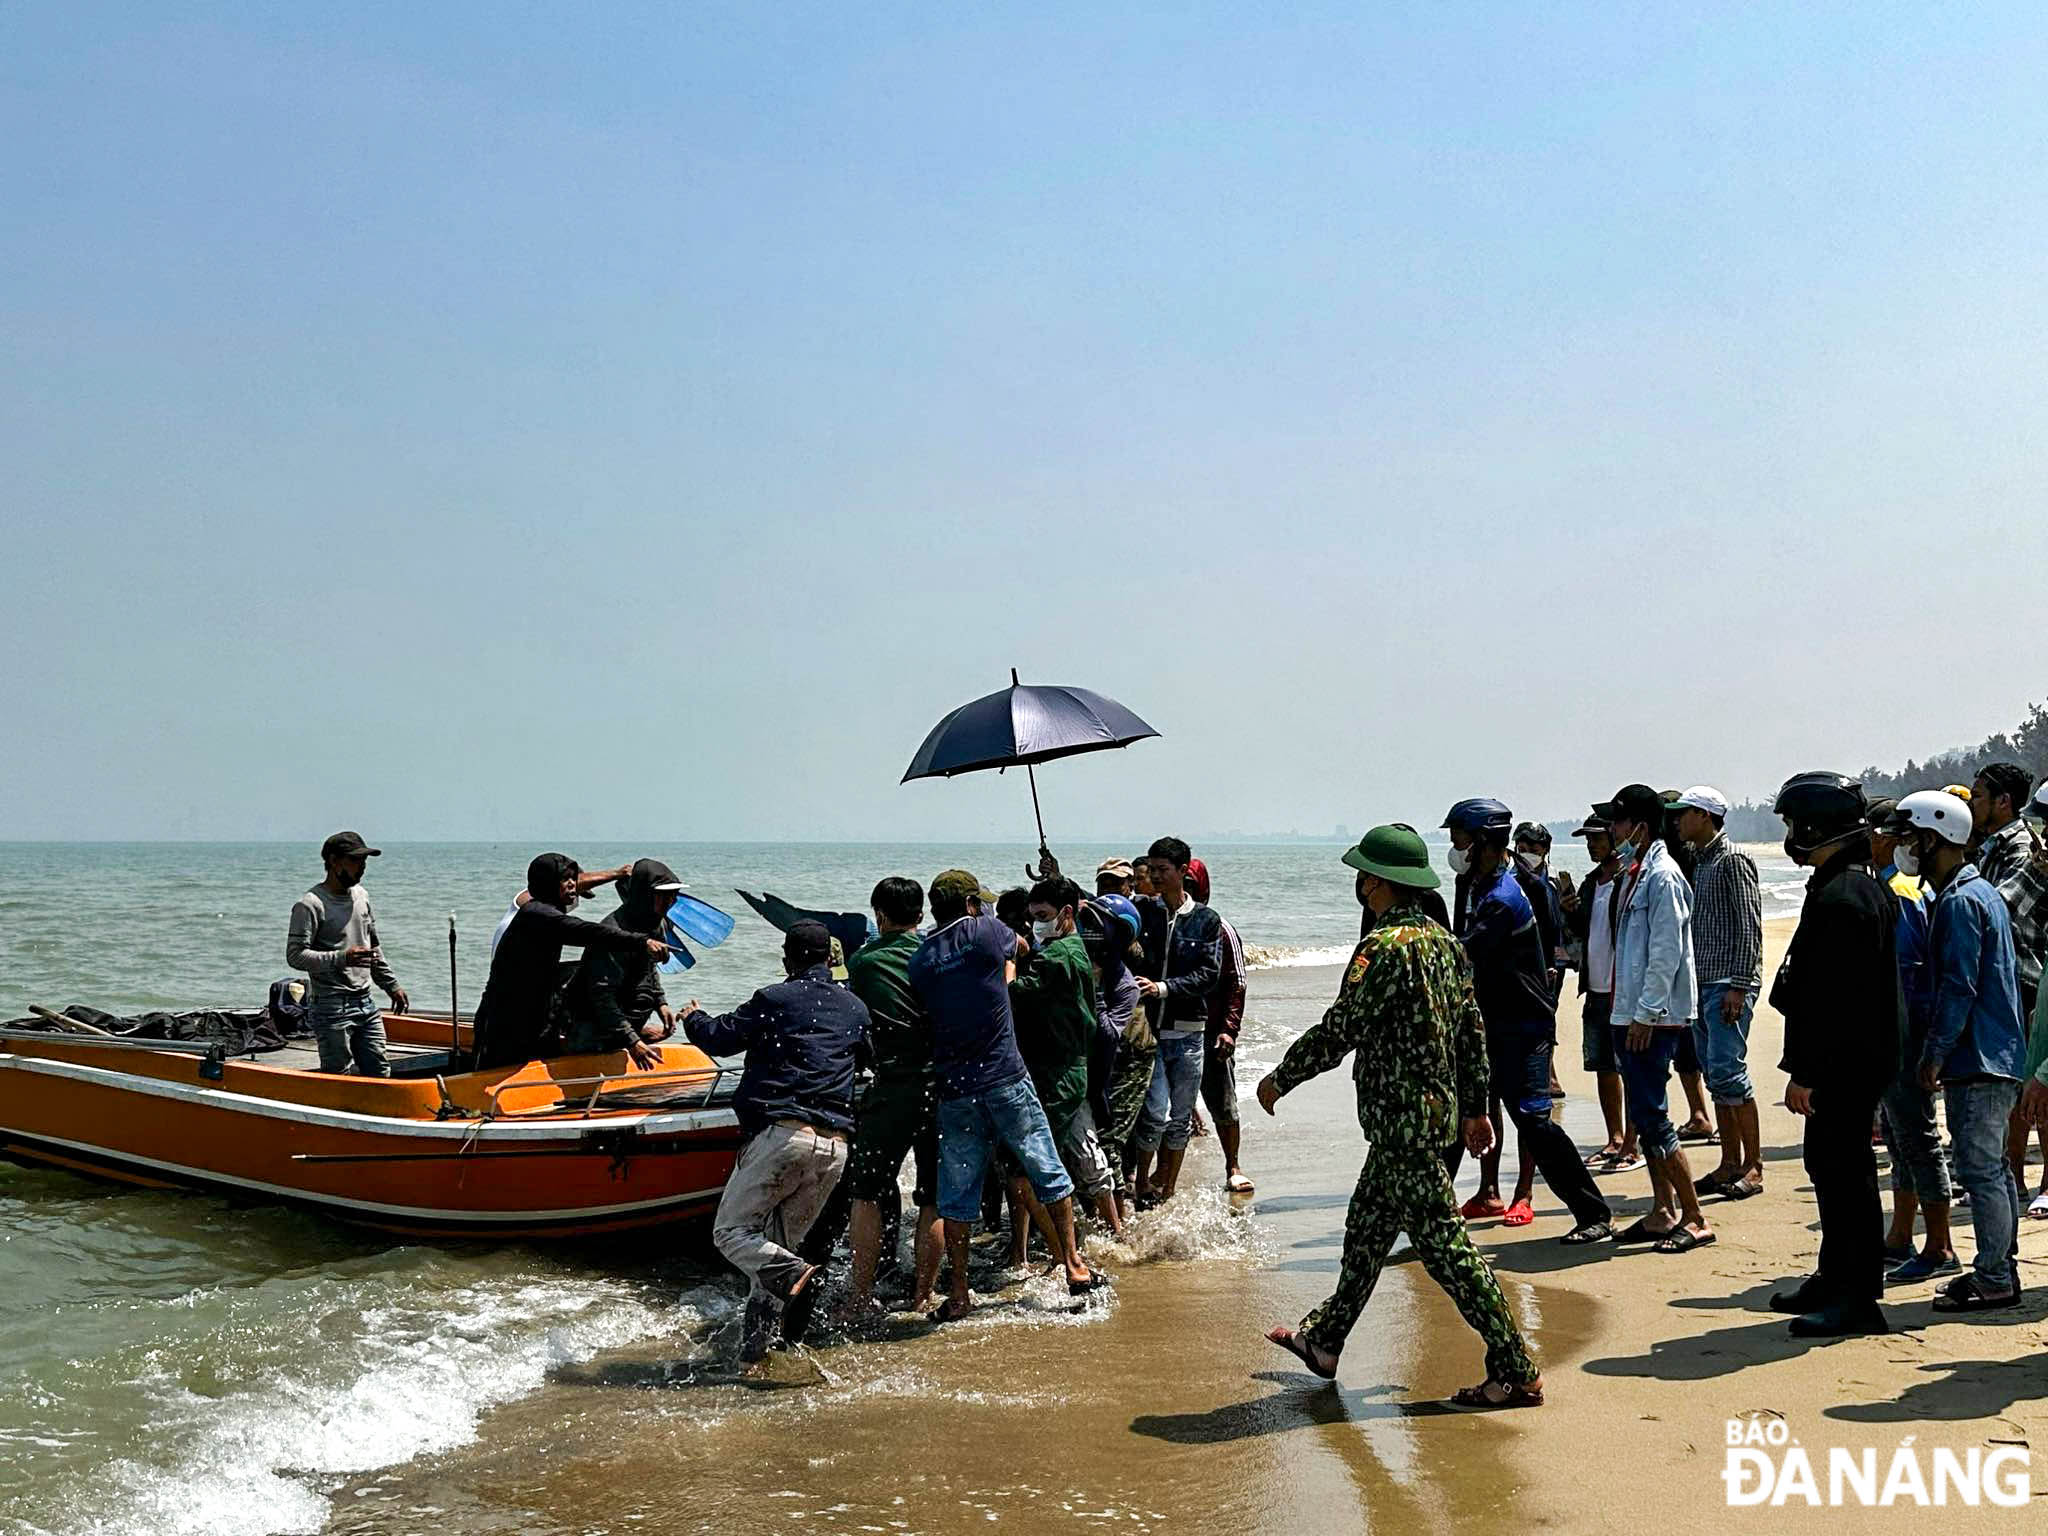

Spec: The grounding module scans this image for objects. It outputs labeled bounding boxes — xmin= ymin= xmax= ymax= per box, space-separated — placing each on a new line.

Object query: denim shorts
xmin=1580 ymin=991 xmax=1619 ymax=1073
xmin=935 ymin=1075 xmax=1075 ymax=1223
xmin=1694 ymin=982 xmax=1755 ymax=1106
xmin=1618 ymin=1026 xmax=1682 ymax=1161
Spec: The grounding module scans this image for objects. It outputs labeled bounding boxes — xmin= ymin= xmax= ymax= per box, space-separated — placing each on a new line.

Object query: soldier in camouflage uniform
xmin=1257 ymin=824 xmax=1544 ymax=1408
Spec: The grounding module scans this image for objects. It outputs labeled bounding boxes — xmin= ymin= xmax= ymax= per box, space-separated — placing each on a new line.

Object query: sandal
xmin=1560 ymin=1221 xmax=1612 ymax=1245
xmin=1693 ymin=1168 xmax=1738 ymax=1198
xmin=1460 ymin=1194 xmax=1507 ymax=1220
xmin=1655 ymin=1227 xmax=1715 ymax=1254
xmin=1265 ymin=1326 xmax=1337 ymax=1380
xmin=1720 ymin=1177 xmax=1764 ymax=1201
xmin=1067 ymin=1269 xmax=1113 ymax=1296
xmin=927 ymin=1297 xmax=975 ymax=1324
xmin=1613 ymin=1217 xmax=1673 ymax=1245
xmin=1677 ymin=1123 xmax=1719 ymax=1145
xmin=1932 ymin=1275 xmax=2018 ymax=1312
xmin=1451 ymin=1377 xmax=1544 ymax=1409
xmin=1502 ymin=1198 xmax=1535 ymax=1227
xmin=2028 ymin=1192 xmax=2048 ymax=1221
xmin=1224 ymin=1172 xmax=1256 ymax=1195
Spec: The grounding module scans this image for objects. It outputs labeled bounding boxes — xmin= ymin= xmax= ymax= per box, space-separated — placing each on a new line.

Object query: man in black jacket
xmin=1767 ymin=773 xmax=1904 ymax=1337
xmin=1130 ymin=837 xmax=1224 ymax=1202
xmin=561 ymin=858 xmax=684 ymax=1068
xmin=682 ymin=921 xmax=867 ymax=1362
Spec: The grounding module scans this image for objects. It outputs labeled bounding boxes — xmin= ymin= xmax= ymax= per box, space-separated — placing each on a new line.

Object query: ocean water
xmin=0 ymin=838 xmax=1809 ymax=1536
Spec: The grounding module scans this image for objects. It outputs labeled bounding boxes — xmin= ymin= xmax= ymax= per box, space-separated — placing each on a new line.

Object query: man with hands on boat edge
xmin=287 ymin=831 xmax=409 ymax=1077
xmin=680 ymin=920 xmax=867 ymax=1363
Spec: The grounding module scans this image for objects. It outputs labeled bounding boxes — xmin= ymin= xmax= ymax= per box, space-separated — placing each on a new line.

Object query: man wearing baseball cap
xmin=1258 ymin=825 xmax=1543 ymax=1406
xmin=1669 ymin=786 xmax=1766 ymax=1201
xmin=1095 ymin=858 xmax=1135 ymax=897
xmin=286 ymin=832 xmax=409 ymax=1076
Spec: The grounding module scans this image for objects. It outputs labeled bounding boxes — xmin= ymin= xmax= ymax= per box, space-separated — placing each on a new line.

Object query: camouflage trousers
xmin=1301 ymin=1144 xmax=1537 ymax=1385
xmin=1100 ymin=1040 xmax=1158 ymax=1195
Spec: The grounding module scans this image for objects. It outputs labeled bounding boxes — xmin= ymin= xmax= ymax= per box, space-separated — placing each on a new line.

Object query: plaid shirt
xmin=1996 ymin=848 xmax=2048 ymax=996
xmin=1690 ymin=835 xmax=1763 ymax=990
xmin=1976 ymin=818 xmax=2036 ymax=887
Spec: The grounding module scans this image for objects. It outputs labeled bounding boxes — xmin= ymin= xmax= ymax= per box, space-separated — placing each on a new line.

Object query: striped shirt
xmin=1690 ymin=836 xmax=1763 ymax=990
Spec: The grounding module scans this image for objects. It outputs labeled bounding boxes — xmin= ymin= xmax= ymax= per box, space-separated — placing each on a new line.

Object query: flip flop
xmin=1613 ymin=1217 xmax=1672 ymax=1245
xmin=1655 ymin=1228 xmax=1716 ymax=1254
xmin=1460 ymin=1194 xmax=1507 ymax=1220
xmin=1451 ymin=1377 xmax=1545 ymax=1409
xmin=1502 ymin=1199 xmax=1535 ymax=1227
xmin=1677 ymin=1125 xmax=1719 ymax=1145
xmin=1224 ymin=1172 xmax=1256 ymax=1195
xmin=1265 ymin=1327 xmax=1337 ymax=1380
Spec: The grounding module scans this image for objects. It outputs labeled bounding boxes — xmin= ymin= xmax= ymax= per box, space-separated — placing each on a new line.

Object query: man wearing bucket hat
xmin=1256 ymin=825 xmax=1544 ymax=1408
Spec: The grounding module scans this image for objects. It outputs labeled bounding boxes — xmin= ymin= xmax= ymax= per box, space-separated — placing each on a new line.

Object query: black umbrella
xmin=903 ymin=670 xmax=1160 ymax=877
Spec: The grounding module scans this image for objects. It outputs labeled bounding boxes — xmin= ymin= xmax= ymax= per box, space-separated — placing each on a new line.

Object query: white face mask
xmin=1893 ymin=842 xmax=1921 ymax=877
xmin=1517 ymin=850 xmax=1546 ymax=873
xmin=1031 ymin=916 xmax=1062 ymax=944
xmin=1446 ymin=846 xmax=1471 ymax=875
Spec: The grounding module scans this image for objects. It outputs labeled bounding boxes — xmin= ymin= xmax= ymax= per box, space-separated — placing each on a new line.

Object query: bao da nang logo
xmin=1725 ymin=1414 xmax=2030 ymax=1507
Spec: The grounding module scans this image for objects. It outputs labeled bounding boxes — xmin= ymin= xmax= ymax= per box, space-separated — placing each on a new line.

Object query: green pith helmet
xmin=1340 ymin=823 xmax=1441 ymax=890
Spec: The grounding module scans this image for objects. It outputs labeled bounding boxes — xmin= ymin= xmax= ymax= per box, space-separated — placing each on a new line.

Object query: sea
xmin=0 ymin=839 xmax=1811 ymax=1536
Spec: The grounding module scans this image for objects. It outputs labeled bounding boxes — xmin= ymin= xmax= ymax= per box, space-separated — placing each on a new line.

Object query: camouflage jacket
xmin=1272 ymin=898 xmax=1490 ymax=1150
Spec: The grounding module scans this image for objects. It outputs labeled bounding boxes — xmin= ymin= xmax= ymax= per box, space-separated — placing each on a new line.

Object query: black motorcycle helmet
xmin=1772 ymin=771 xmax=1868 ymax=860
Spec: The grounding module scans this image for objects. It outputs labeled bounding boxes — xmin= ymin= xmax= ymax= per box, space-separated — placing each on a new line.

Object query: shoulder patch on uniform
xmin=1345 ymin=942 xmax=1375 ymax=984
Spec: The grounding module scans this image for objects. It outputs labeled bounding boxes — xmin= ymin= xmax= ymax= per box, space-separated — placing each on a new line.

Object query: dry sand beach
xmin=313 ymin=916 xmax=2046 ymax=1536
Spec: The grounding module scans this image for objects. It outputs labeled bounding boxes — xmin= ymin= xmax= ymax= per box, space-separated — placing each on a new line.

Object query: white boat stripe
xmin=0 ymin=1053 xmax=739 ymax=1141
xmin=3 ymin=1128 xmax=728 ymax=1222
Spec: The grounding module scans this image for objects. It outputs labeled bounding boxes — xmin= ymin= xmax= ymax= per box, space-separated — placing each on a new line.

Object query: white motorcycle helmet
xmin=1885 ymin=790 xmax=1974 ymax=847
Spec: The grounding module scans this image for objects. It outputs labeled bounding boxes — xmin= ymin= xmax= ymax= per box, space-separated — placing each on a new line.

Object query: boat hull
xmin=0 ymin=1038 xmax=745 ymax=1241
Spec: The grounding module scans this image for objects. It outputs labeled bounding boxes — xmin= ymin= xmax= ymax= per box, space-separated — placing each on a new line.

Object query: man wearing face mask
xmin=474 ymin=853 xmax=667 ymax=1070
xmin=1011 ymin=877 xmax=1122 ymax=1237
xmin=1880 ymin=790 xmax=2027 ymax=1311
xmin=1440 ymin=799 xmax=1612 ymax=1244
xmin=1257 ymin=825 xmax=1545 ymax=1406
xmin=1766 ymin=774 xmax=1903 ymax=1336
xmin=560 ymin=858 xmax=686 ymax=1070
xmin=1598 ymin=784 xmax=1713 ymax=1253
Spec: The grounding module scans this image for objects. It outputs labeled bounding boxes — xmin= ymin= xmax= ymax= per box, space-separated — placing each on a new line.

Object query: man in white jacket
xmin=1599 ymin=784 xmax=1714 ymax=1254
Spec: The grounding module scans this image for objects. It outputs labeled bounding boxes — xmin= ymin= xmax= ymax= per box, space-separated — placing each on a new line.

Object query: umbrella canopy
xmin=902 ymin=675 xmax=1159 ymax=781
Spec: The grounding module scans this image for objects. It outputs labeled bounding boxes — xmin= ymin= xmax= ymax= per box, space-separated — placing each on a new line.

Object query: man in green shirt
xmin=1257 ymin=824 xmax=1544 ymax=1409
xmin=1012 ymin=876 xmax=1123 ymax=1240
xmin=2021 ymin=981 xmax=2048 ymax=1132
xmin=839 ymin=877 xmax=943 ymax=1320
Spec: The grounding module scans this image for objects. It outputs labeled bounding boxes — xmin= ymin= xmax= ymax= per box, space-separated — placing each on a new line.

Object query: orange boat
xmin=0 ymin=1009 xmax=744 ymax=1240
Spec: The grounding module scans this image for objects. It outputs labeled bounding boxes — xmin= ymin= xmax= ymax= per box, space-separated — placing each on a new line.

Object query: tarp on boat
xmin=3 ymin=1005 xmax=298 ymax=1055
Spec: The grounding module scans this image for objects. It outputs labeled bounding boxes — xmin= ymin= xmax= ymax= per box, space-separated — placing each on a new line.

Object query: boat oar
xmin=29 ymin=1005 xmax=114 ymax=1036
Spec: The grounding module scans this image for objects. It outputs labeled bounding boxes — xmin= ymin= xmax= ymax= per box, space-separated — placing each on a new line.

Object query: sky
xmin=4 ymin=3 xmax=2046 ymax=844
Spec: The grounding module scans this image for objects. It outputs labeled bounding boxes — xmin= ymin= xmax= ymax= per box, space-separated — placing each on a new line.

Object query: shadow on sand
xmin=1130 ymin=1371 xmax=1466 ymax=1445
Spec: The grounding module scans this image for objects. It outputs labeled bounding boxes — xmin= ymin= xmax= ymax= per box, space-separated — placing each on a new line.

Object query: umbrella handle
xmin=1024 ymin=761 xmax=1058 ymax=883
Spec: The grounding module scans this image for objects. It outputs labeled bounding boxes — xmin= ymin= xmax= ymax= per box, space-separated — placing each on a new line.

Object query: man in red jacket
xmin=1187 ymin=858 xmax=1253 ymax=1194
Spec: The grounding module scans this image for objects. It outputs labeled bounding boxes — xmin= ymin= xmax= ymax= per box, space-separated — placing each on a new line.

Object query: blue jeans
xmin=1134 ymin=1031 xmax=1206 ymax=1153
xmin=1694 ymin=983 xmax=1756 ymax=1106
xmin=935 ymin=1076 xmax=1074 ymax=1223
xmin=309 ymin=991 xmax=389 ymax=1077
xmin=1944 ymin=1078 xmax=2022 ymax=1291
xmin=1618 ymin=1027 xmax=1682 ymax=1162
xmin=1880 ymin=1071 xmax=1949 ymax=1201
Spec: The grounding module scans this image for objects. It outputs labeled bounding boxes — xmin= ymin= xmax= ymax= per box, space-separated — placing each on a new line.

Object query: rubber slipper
xmin=1692 ymin=1169 xmax=1737 ymax=1198
xmin=1613 ymin=1217 xmax=1672 ymax=1245
xmin=1720 ymin=1178 xmax=1764 ymax=1201
xmin=1460 ymin=1194 xmax=1507 ymax=1220
xmin=1677 ymin=1125 xmax=1719 ymax=1145
xmin=1266 ymin=1327 xmax=1337 ymax=1380
xmin=1224 ymin=1172 xmax=1256 ymax=1195
xmin=1067 ymin=1269 xmax=1113 ymax=1296
xmin=1502 ymin=1199 xmax=1535 ymax=1227
xmin=2028 ymin=1192 xmax=2048 ymax=1220
xmin=1654 ymin=1228 xmax=1715 ymax=1254
xmin=1451 ymin=1377 xmax=1544 ymax=1409
xmin=1560 ymin=1221 xmax=1612 ymax=1245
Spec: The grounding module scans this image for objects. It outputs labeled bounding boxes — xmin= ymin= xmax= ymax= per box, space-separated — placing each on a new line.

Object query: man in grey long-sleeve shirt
xmin=287 ymin=830 xmax=409 ymax=1076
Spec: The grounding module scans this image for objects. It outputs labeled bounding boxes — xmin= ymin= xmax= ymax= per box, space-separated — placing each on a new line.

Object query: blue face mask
xmin=1612 ymin=831 xmax=1638 ymax=864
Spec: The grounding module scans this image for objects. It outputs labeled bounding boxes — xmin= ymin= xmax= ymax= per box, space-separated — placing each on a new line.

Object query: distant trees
xmin=1724 ymin=699 xmax=2048 ymax=842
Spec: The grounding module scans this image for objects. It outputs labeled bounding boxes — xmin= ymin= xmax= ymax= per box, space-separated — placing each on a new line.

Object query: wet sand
xmin=322 ymin=921 xmax=2048 ymax=1535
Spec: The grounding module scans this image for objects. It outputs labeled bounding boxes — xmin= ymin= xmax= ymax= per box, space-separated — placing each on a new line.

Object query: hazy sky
xmin=6 ymin=4 xmax=2046 ymax=844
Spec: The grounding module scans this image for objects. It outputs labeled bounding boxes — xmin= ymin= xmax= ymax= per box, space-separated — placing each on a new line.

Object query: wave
xmin=1242 ymin=942 xmax=1355 ymax=971
xmin=35 ymin=1276 xmax=731 ymax=1536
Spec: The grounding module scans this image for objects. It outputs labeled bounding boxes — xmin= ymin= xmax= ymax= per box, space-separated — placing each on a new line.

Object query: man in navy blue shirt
xmin=1441 ymin=799 xmax=1612 ymax=1245
xmin=910 ymin=868 xmax=1105 ymax=1320
xmin=681 ymin=920 xmax=865 ymax=1362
